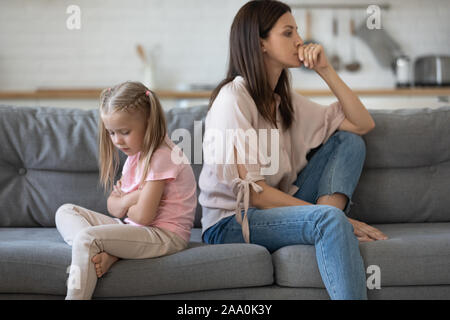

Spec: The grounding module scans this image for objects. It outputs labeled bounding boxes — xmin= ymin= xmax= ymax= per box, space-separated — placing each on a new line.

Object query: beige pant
xmin=55 ymin=204 xmax=187 ymax=300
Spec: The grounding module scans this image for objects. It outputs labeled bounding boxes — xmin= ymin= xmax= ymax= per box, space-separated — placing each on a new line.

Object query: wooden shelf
xmin=1 ymin=87 xmax=450 ymax=99
xmin=296 ymin=88 xmax=450 ymax=96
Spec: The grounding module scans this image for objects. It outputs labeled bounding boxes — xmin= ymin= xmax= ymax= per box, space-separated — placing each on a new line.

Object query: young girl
xmin=55 ymin=81 xmax=197 ymax=300
xmin=199 ymin=0 xmax=387 ymax=300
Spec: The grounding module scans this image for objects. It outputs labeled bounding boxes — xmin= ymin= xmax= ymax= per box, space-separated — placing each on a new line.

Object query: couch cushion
xmin=273 ymin=222 xmax=450 ymax=288
xmin=0 ymin=104 xmax=208 ymax=228
xmin=0 ymin=105 xmax=111 ymax=227
xmin=349 ymin=106 xmax=450 ymax=223
xmin=0 ymin=227 xmax=273 ymax=297
xmin=2 ymin=104 xmax=449 ymax=228
xmin=165 ymin=105 xmax=208 ymax=228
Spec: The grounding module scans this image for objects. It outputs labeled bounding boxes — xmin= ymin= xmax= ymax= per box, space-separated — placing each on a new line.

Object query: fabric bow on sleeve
xmin=231 ymin=174 xmax=263 ymax=243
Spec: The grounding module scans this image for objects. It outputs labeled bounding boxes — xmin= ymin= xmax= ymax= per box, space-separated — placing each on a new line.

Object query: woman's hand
xmin=300 ymin=43 xmax=376 ymax=135
xmin=298 ymin=43 xmax=330 ymax=72
xmin=348 ymin=217 xmax=388 ymax=242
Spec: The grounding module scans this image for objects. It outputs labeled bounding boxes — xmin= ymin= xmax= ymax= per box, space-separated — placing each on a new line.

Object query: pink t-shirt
xmin=120 ymin=136 xmax=197 ymax=243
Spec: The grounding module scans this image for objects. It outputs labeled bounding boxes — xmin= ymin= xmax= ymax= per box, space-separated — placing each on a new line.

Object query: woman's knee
xmin=336 ymin=131 xmax=366 ymax=154
xmin=332 ymin=131 xmax=366 ymax=168
xmin=316 ymin=205 xmax=353 ymax=234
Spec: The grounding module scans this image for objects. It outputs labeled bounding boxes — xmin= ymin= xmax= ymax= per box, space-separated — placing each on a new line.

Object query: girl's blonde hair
xmin=98 ymin=81 xmax=167 ymax=192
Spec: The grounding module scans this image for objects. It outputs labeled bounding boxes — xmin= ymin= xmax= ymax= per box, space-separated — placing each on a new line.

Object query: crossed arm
xmin=107 ymin=179 xmax=166 ymax=226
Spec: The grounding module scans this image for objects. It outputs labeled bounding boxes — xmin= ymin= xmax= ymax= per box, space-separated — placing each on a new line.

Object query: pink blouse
xmin=198 ymin=76 xmax=345 ymax=243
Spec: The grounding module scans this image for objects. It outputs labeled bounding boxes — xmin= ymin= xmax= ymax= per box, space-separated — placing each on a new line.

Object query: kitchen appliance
xmin=329 ymin=12 xmax=341 ymax=71
xmin=136 ymin=44 xmax=158 ymax=89
xmin=414 ymin=55 xmax=450 ymax=87
xmin=392 ymin=55 xmax=411 ymax=87
xmin=355 ymin=21 xmax=402 ymax=69
xmin=345 ymin=17 xmax=361 ymax=72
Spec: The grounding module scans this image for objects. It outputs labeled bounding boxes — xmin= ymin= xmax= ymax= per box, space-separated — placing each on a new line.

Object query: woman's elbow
xmin=249 ymin=181 xmax=268 ymax=209
xmin=250 ymin=192 xmax=261 ymax=208
xmin=362 ymin=121 xmax=376 ymax=135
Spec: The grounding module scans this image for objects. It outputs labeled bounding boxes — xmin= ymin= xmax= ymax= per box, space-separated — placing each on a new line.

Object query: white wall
xmin=0 ymin=0 xmax=449 ymax=91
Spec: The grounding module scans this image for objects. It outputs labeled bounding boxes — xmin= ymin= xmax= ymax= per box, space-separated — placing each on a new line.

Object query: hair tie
xmin=145 ymin=90 xmax=150 ymax=96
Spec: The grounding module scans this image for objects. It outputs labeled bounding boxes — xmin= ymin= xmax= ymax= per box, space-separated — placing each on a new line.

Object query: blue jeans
xmin=203 ymin=131 xmax=368 ymax=300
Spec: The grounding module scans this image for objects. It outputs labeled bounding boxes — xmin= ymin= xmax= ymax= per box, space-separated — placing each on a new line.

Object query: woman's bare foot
xmin=91 ymin=252 xmax=119 ymax=278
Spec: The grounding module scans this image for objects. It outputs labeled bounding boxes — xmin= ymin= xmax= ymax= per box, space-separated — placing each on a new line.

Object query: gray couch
xmin=1 ymin=103 xmax=450 ymax=300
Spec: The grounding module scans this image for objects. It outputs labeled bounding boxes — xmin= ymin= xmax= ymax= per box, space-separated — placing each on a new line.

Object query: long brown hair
xmin=98 ymin=81 xmax=167 ymax=192
xmin=209 ymin=0 xmax=294 ymax=130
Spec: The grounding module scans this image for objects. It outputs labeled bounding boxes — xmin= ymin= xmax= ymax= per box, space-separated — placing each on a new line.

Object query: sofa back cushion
xmin=349 ymin=105 xmax=450 ymax=223
xmin=0 ymin=104 xmax=449 ymax=227
xmin=164 ymin=105 xmax=207 ymax=227
xmin=0 ymin=105 xmax=110 ymax=227
xmin=0 ymin=104 xmax=207 ymax=227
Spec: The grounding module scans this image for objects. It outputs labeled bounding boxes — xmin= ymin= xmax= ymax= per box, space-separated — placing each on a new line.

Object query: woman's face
xmin=261 ymin=12 xmax=304 ymax=70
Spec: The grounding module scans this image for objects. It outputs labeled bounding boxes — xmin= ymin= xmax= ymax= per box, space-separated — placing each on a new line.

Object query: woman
xmin=198 ymin=0 xmax=388 ymax=300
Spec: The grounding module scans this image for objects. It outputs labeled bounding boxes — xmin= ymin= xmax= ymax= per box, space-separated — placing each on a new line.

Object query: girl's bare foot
xmin=91 ymin=252 xmax=119 ymax=278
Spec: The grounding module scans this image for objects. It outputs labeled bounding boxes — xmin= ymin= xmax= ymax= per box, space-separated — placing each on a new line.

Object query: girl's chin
xmin=120 ymin=148 xmax=134 ymax=155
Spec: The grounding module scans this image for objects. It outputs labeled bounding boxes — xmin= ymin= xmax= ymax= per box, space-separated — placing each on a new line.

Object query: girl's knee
xmin=72 ymin=228 xmax=104 ymax=260
xmin=78 ymin=226 xmax=98 ymax=239
xmin=55 ymin=203 xmax=78 ymax=225
xmin=72 ymin=227 xmax=100 ymax=248
xmin=56 ymin=203 xmax=88 ymax=218
xmin=56 ymin=203 xmax=81 ymax=214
